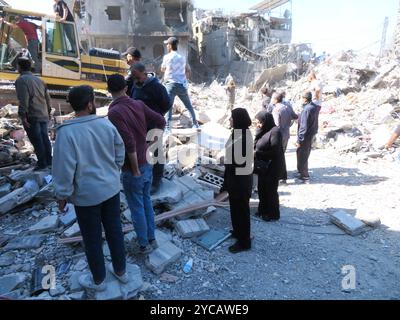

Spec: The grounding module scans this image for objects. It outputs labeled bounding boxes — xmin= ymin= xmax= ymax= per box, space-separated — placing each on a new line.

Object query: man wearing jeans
xmin=15 ymin=58 xmax=52 ymax=170
xmin=107 ymin=75 xmax=166 ymax=254
xmin=161 ymin=37 xmax=199 ymax=129
xmin=52 ymin=85 xmax=127 ymax=292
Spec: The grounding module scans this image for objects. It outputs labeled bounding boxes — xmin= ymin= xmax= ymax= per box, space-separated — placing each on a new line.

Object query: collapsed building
xmin=67 ymin=0 xmax=193 ymax=69
xmin=190 ymin=0 xmax=311 ymax=84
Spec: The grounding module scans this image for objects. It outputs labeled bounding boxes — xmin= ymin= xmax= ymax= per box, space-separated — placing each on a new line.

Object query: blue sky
xmin=5 ymin=0 xmax=399 ymax=54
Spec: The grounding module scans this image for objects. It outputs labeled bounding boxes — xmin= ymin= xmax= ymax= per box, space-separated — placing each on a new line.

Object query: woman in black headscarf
xmin=254 ymin=110 xmax=286 ymax=222
xmin=222 ymin=108 xmax=254 ymax=254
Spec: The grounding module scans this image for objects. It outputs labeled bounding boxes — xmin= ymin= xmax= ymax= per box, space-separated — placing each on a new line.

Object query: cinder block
xmin=175 ymin=219 xmax=210 ymax=238
xmin=146 ymin=241 xmax=182 ymax=275
xmin=331 ymin=211 xmax=368 ymax=236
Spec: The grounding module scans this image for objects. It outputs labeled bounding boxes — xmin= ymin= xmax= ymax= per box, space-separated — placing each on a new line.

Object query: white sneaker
xmin=107 ymin=264 xmax=129 ymax=284
xmin=78 ymin=274 xmax=107 ymax=292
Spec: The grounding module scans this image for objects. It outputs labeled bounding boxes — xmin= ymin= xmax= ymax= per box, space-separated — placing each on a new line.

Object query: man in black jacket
xmin=131 ymin=62 xmax=170 ymax=194
xmin=296 ymin=92 xmax=321 ymax=182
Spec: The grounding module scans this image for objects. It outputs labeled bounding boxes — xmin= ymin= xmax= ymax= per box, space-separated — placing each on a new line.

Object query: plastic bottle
xmin=183 ymin=258 xmax=193 ymax=274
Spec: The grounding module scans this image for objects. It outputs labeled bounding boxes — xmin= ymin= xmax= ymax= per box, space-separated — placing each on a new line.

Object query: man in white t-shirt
xmin=161 ymin=37 xmax=199 ymax=129
xmin=308 ymin=71 xmax=323 ymax=106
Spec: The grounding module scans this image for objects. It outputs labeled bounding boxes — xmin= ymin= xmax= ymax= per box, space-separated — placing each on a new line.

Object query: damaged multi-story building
xmin=190 ymin=0 xmax=311 ymax=84
xmin=66 ymin=0 xmax=193 ymax=68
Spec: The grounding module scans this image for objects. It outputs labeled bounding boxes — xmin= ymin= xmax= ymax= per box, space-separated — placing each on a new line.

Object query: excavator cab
xmin=0 ymin=6 xmax=81 ymax=81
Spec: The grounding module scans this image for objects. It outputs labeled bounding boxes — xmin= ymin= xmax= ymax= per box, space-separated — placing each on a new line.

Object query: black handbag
xmin=253 ymin=159 xmax=271 ymax=175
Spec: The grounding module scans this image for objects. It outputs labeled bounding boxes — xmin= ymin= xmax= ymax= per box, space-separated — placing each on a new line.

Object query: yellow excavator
xmin=0 ymin=4 xmax=128 ymax=112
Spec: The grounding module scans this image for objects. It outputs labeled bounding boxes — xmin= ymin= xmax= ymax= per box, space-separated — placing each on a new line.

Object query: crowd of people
xmin=9 ymin=3 xmax=399 ymax=292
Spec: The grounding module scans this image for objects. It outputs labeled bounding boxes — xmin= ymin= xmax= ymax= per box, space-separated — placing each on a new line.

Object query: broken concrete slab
xmin=0 ymin=183 xmax=11 ymax=198
xmin=151 ymin=179 xmax=184 ymax=206
xmin=0 ymin=252 xmax=17 ymax=267
xmin=68 ymin=272 xmax=83 ymax=293
xmin=0 ymin=273 xmax=28 ymax=295
xmin=331 ymin=210 xmax=369 ymax=236
xmin=95 ymin=263 xmax=143 ymax=300
xmin=28 ymin=215 xmax=59 ymax=234
xmin=63 ymin=222 xmax=81 ymax=238
xmin=59 ymin=205 xmax=77 ymax=227
xmin=4 ymin=235 xmax=45 ymax=251
xmin=199 ymin=122 xmax=231 ymax=151
xmin=193 ymin=229 xmax=231 ymax=251
xmin=146 ymin=241 xmax=183 ymax=275
xmin=160 ymin=272 xmax=179 ymax=283
xmin=0 ymin=180 xmax=40 ymax=215
xmin=175 ymin=218 xmax=210 ymax=238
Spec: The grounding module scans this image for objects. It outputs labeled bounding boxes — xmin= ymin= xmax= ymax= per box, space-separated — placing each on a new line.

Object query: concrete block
xmin=4 ymin=235 xmax=45 ymax=251
xmin=175 ymin=219 xmax=210 ymax=238
xmin=0 ymin=273 xmax=28 ymax=295
xmin=63 ymin=222 xmax=80 ymax=238
xmin=59 ymin=205 xmax=77 ymax=227
xmin=155 ymin=229 xmax=173 ymax=245
xmin=28 ymin=215 xmax=59 ymax=234
xmin=0 ymin=180 xmax=40 ymax=215
xmin=146 ymin=241 xmax=182 ymax=275
xmin=331 ymin=211 xmax=368 ymax=236
xmin=151 ymin=179 xmax=183 ymax=206
xmin=198 ymin=172 xmax=224 ymax=189
xmin=96 ymin=280 xmax=122 ymax=300
xmin=199 ymin=122 xmax=231 ymax=151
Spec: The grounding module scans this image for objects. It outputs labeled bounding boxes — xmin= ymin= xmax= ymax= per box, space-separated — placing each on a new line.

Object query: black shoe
xmin=229 ymin=242 xmax=251 ymax=254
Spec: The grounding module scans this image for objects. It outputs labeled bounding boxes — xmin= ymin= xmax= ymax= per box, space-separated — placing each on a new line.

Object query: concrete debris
xmin=27 ymin=215 xmax=59 ymax=235
xmin=151 ymin=179 xmax=184 ymax=206
xmin=146 ymin=241 xmax=183 ymax=275
xmin=355 ymin=210 xmax=382 ymax=228
xmin=0 ymin=273 xmax=28 ymax=296
xmin=175 ymin=218 xmax=210 ymax=238
xmin=331 ymin=210 xmax=369 ymax=236
xmin=193 ymin=229 xmax=232 ymax=251
xmin=59 ymin=205 xmax=77 ymax=227
xmin=63 ymin=222 xmax=81 ymax=238
xmin=4 ymin=235 xmax=45 ymax=251
xmin=0 ymin=252 xmax=16 ymax=267
xmin=0 ymin=180 xmax=40 ymax=215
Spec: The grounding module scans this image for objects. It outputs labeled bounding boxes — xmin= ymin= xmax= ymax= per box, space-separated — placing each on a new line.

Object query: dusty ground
xmin=139 ymin=147 xmax=400 ymax=300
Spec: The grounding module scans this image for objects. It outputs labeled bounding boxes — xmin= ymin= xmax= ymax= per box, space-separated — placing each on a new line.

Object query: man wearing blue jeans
xmin=53 ymin=85 xmax=128 ymax=292
xmin=161 ymin=37 xmax=199 ymax=129
xmin=107 ymin=74 xmax=166 ymax=254
xmin=15 ymin=58 xmax=52 ymax=170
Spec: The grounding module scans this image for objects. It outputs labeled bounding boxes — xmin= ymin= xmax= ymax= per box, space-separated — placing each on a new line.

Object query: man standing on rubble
xmin=15 ymin=58 xmax=52 ymax=171
xmin=122 ymin=47 xmax=142 ymax=96
xmin=308 ymin=71 xmax=323 ymax=106
xmin=225 ymin=74 xmax=236 ymax=110
xmin=0 ymin=16 xmax=41 ymax=72
xmin=272 ymin=92 xmax=298 ymax=183
xmin=296 ymin=92 xmax=321 ymax=183
xmin=130 ymin=62 xmax=170 ymax=194
xmin=52 ymin=85 xmax=128 ymax=292
xmin=107 ymin=74 xmax=166 ymax=254
xmin=161 ymin=37 xmax=199 ymax=129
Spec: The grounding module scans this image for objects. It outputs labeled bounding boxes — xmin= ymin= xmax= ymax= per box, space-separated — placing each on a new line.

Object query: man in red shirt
xmin=0 ymin=16 xmax=41 ymax=72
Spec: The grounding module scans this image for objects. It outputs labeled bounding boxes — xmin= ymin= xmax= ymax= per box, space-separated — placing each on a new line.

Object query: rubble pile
xmin=0 ymin=105 xmax=34 ymax=168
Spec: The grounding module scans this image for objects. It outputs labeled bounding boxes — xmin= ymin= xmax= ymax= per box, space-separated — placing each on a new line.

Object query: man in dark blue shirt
xmin=296 ymin=91 xmax=321 ymax=182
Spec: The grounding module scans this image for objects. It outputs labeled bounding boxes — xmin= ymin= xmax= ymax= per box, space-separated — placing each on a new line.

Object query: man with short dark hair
xmin=161 ymin=37 xmax=199 ymax=129
xmin=0 ymin=16 xmax=41 ymax=72
xmin=15 ymin=58 xmax=52 ymax=170
xmin=122 ymin=47 xmax=142 ymax=96
xmin=52 ymin=85 xmax=127 ymax=292
xmin=296 ymin=92 xmax=321 ymax=183
xmin=107 ymin=74 xmax=166 ymax=254
xmin=131 ymin=62 xmax=170 ymax=193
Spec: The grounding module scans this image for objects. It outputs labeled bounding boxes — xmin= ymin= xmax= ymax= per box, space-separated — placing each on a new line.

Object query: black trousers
xmin=75 ymin=194 xmax=126 ymax=283
xmin=258 ymin=174 xmax=280 ymax=220
xmin=229 ymin=193 xmax=251 ymax=248
xmin=297 ymin=137 xmax=313 ymax=178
